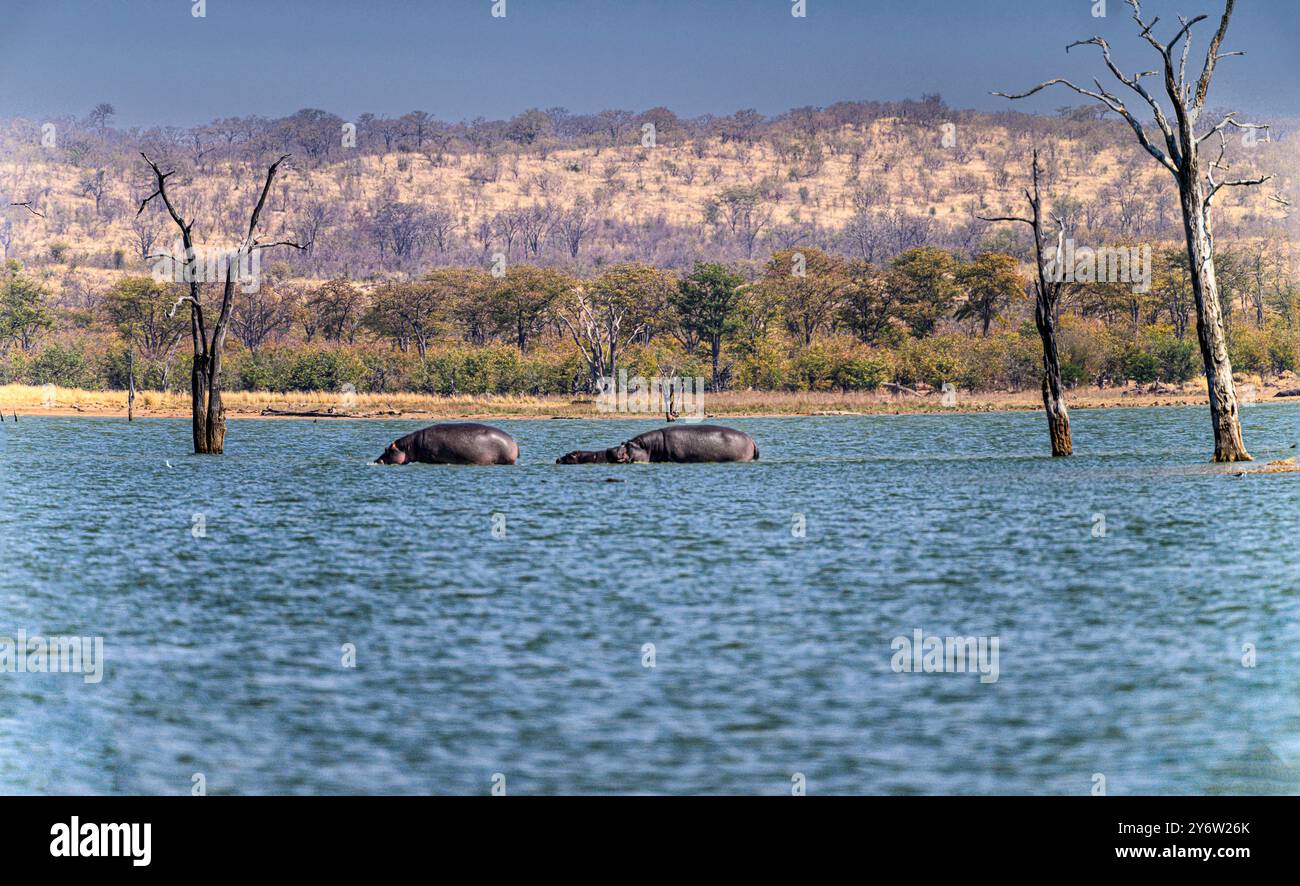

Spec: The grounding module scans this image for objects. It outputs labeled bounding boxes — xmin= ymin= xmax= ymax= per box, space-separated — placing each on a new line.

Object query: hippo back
xmin=408 ymin=423 xmax=518 ymax=465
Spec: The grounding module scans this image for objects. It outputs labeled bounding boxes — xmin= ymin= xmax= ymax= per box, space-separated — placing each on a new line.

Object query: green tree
xmin=840 ymin=260 xmax=900 ymax=345
xmin=764 ymin=248 xmax=849 ymax=347
xmin=673 ymin=262 xmax=744 ymax=388
xmin=104 ymin=275 xmax=188 ymax=390
xmin=956 ymin=253 xmax=1025 ymax=337
xmin=556 ymin=263 xmax=675 ymax=385
xmin=888 ymin=247 xmax=960 ymax=338
xmin=104 ymin=276 xmax=187 ymax=361
xmin=302 ymin=278 xmax=366 ymax=344
xmin=0 ymin=260 xmax=53 ymax=353
xmin=367 ymin=278 xmax=446 ymax=357
xmin=488 ymin=265 xmax=573 ymax=352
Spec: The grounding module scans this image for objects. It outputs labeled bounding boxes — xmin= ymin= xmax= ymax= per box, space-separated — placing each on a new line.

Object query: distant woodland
xmin=1 ymin=96 xmax=1296 ymax=396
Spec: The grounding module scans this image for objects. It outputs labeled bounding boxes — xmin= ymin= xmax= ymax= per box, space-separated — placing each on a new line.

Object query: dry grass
xmin=6 ymin=118 xmax=1292 ymax=266
xmin=1245 ymin=458 xmax=1300 ymax=475
xmin=6 ymin=380 xmax=1292 ymax=421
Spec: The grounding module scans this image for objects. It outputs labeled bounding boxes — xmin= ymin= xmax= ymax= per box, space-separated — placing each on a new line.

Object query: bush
xmin=895 ymin=335 xmax=967 ymax=389
xmin=831 ymin=354 xmax=887 ymax=392
xmin=235 ymin=348 xmax=294 ymax=392
xmin=1266 ymin=324 xmax=1299 ymax=376
xmin=1142 ymin=327 xmax=1198 ymax=383
xmin=0 ymin=350 xmax=27 ymax=385
xmin=286 ymin=348 xmax=369 ymax=393
xmin=789 ymin=344 xmax=835 ymax=391
xmin=27 ymin=344 xmax=98 ymax=388
xmin=732 ymin=334 xmax=788 ymax=390
xmin=410 ymin=346 xmax=562 ymax=396
xmin=100 ymin=347 xmax=180 ymax=391
xmin=1228 ymin=325 xmax=1269 ymax=376
xmin=1061 ymin=360 xmax=1087 ymax=388
xmin=1121 ymin=350 xmax=1159 ymax=384
xmin=1057 ymin=317 xmax=1122 ymax=387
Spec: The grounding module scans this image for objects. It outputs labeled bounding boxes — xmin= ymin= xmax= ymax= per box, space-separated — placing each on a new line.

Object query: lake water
xmin=2 ymin=406 xmax=1299 ymax=795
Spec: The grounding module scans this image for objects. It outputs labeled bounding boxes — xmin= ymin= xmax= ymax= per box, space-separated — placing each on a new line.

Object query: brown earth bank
xmin=4 ymin=381 xmax=1298 ymax=421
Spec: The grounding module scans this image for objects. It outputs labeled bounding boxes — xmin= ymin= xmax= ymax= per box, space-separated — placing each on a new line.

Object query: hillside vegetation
xmin=1 ymin=97 xmax=1297 ymax=399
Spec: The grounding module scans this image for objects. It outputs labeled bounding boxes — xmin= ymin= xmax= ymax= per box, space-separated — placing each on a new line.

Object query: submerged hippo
xmin=612 ymin=425 xmax=759 ymax=463
xmin=375 ymin=423 xmax=518 ymax=465
xmin=555 ymin=448 xmax=618 ymax=464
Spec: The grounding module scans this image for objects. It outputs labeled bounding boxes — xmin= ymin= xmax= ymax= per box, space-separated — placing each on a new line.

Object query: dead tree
xmin=138 ymin=153 xmax=306 ymax=454
xmin=127 ymin=346 xmax=135 ymax=422
xmin=981 ymin=150 xmax=1072 ymax=456
xmin=995 ymin=0 xmax=1269 ymax=462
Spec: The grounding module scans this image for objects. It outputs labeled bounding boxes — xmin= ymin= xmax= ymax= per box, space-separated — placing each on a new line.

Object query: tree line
xmin=4 ymin=241 xmax=1296 ymax=399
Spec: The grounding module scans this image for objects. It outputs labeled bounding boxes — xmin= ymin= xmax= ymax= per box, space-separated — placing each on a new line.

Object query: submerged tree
xmin=138 ymin=153 xmax=306 ymax=454
xmin=981 ymin=151 xmax=1073 ymax=456
xmin=995 ymin=0 xmax=1270 ymax=462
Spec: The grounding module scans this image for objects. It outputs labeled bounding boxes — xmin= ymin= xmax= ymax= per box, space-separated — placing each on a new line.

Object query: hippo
xmin=555 ymin=448 xmax=618 ymax=464
xmin=375 ymin=423 xmax=518 ymax=465
xmin=610 ymin=425 xmax=759 ymax=463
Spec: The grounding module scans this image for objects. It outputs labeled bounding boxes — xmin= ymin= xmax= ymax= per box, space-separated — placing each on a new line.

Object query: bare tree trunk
xmin=995 ymin=0 xmax=1266 ymax=462
xmin=1037 ymin=303 xmax=1072 ymax=457
xmin=127 ymin=346 xmax=135 ymax=422
xmin=140 ymin=153 xmax=304 ymax=454
xmin=191 ymin=352 xmax=210 ymax=452
xmin=206 ymin=379 xmax=226 ymax=453
xmin=1181 ymin=175 xmax=1248 ymax=461
xmin=982 ymin=150 xmax=1073 ymax=456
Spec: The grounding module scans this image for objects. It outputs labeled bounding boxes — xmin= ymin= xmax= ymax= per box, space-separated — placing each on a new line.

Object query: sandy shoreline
xmin=2 ymin=382 xmax=1297 ymax=421
xmin=6 ymin=386 xmax=1298 ymax=475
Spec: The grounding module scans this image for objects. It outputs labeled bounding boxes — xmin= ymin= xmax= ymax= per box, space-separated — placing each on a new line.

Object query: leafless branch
xmin=9 ymin=201 xmax=44 ymax=217
xmin=1192 ymin=0 xmax=1238 ymax=121
xmin=994 ymin=75 xmax=1179 ymax=174
xmin=249 ymin=238 xmax=311 ymax=252
xmin=977 ymin=214 xmax=1033 ymax=227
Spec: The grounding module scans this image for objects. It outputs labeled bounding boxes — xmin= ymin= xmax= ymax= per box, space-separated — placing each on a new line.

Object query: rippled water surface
xmin=3 ymin=407 xmax=1299 ymax=794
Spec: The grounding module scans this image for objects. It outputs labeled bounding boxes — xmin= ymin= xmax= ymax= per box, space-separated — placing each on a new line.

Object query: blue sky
xmin=1 ymin=0 xmax=1297 ymax=126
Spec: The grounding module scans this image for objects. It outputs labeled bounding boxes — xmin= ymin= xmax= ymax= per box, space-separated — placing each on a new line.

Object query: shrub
xmin=1121 ymin=350 xmax=1159 ymax=384
xmin=831 ymin=354 xmax=887 ymax=392
xmin=27 ymin=344 xmax=98 ymax=388
xmin=235 ymin=348 xmax=294 ymax=392
xmin=1266 ymin=324 xmax=1299 ymax=376
xmin=895 ymin=335 xmax=967 ymax=389
xmin=789 ymin=344 xmax=835 ymax=391
xmin=1228 ymin=325 xmax=1269 ymax=376
xmin=286 ymin=348 xmax=369 ymax=393
xmin=1142 ymin=327 xmax=1198 ymax=383
xmin=732 ymin=335 xmax=788 ymax=390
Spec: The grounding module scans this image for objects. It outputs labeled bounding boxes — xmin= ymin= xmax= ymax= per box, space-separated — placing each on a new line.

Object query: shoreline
xmin=3 ymin=382 xmax=1296 ymax=421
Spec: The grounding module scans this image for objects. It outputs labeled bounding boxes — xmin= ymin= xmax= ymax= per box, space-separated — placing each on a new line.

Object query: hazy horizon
xmin=2 ymin=0 xmax=1297 ymax=128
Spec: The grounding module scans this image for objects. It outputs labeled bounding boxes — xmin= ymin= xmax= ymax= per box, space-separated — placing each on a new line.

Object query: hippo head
xmin=555 ymin=448 xmax=620 ymax=464
xmin=610 ymin=442 xmax=638 ymax=464
xmin=375 ymin=441 xmax=409 ymax=465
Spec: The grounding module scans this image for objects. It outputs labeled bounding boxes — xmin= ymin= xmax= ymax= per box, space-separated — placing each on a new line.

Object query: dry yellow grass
xmin=5 ymin=117 xmax=1292 ymax=266
xmin=6 ymin=379 xmax=1293 ymax=421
